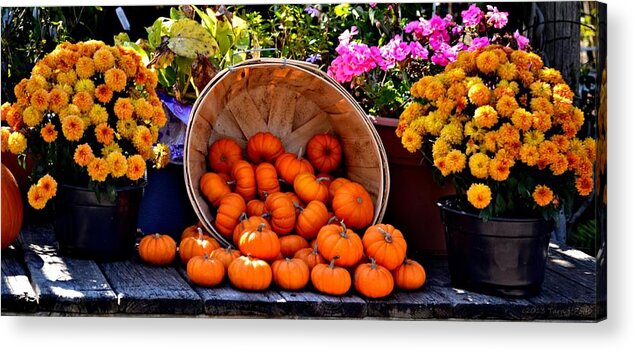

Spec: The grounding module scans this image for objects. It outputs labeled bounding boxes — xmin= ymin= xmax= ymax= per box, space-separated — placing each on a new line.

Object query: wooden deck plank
xmin=1 ymin=246 xmax=38 ymax=313
xmin=99 ymin=258 xmax=203 ymax=315
xmin=547 ymin=244 xmax=597 ymax=289
xmin=277 ymin=288 xmax=367 ymax=319
xmin=18 ymin=225 xmax=118 ymax=314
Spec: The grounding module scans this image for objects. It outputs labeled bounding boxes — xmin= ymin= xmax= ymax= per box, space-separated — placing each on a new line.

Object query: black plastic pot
xmin=437 ymin=196 xmax=552 ymax=297
xmin=54 ymin=183 xmax=145 ymax=261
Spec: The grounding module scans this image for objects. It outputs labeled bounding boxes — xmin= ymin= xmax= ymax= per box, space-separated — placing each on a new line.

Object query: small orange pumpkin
xmin=392 ymin=258 xmax=426 ymax=290
xmin=362 ymin=224 xmax=407 ymax=270
xmin=279 ymin=235 xmax=309 ymax=258
xmin=232 ymin=214 xmax=271 ymax=247
xmin=179 ymin=231 xmax=220 ymax=264
xmin=316 ymin=221 xmax=363 ymax=267
xmin=332 ymin=182 xmax=374 ymax=229
xmin=209 ymin=246 xmax=242 ymax=269
xmin=311 ymin=257 xmax=351 ymax=296
xmin=247 ymin=132 xmax=285 ymax=164
xmin=138 ymin=233 xmax=177 ymax=266
xmin=328 ymin=177 xmax=350 ymax=201
xmin=293 ymin=172 xmax=329 ymax=204
xmin=255 ymin=163 xmax=281 ymax=198
xmin=1 ymin=164 xmax=23 ymax=249
xmin=200 ymin=172 xmax=231 ymax=207
xmin=187 ymin=254 xmax=226 ymax=287
xmin=208 ymin=138 xmax=243 ymax=174
xmin=246 ymin=199 xmax=267 ymax=217
xmin=295 ymin=200 xmax=329 ymax=240
xmin=274 ymin=148 xmax=314 ymax=185
xmin=231 ymin=160 xmax=257 ymax=201
xmin=306 ymin=133 xmax=342 ymax=173
xmin=181 ymin=224 xmax=212 ymax=241
xmin=294 ymin=243 xmax=326 ymax=272
xmin=214 ymin=193 xmax=247 ymax=239
xmin=239 ymin=223 xmax=281 ymax=261
xmin=272 ymin=258 xmax=310 ymax=291
xmin=354 ymin=257 xmax=394 ymax=298
xmin=228 ymin=255 xmax=272 ymax=291
xmin=264 ymin=192 xmax=296 ymax=235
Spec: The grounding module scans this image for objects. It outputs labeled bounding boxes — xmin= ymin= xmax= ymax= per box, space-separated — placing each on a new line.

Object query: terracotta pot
xmin=372 ymin=117 xmax=454 ymax=257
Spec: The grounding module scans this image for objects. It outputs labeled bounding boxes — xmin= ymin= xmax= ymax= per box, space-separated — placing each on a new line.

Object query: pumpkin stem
xmin=196 ymin=227 xmax=204 ymax=240
xmin=312 ymin=242 xmax=319 ymax=254
xmin=329 ymin=256 xmax=340 ymax=269
xmin=261 ymin=212 xmax=271 ymax=219
xmin=327 ymin=216 xmax=339 ymax=225
xmin=286 ymin=257 xmax=292 ymax=263
xmin=226 ymin=180 xmax=236 ymax=186
xmin=153 ymin=233 xmax=161 ymax=239
xmin=256 ymin=222 xmax=266 ymax=232
xmin=339 ymin=220 xmax=348 ymax=237
xmin=293 ymin=201 xmax=304 ymax=212
xmin=296 ymin=147 xmax=304 ymax=160
xmin=239 ymin=212 xmax=248 ymax=222
xmin=370 ymin=257 xmax=377 ymax=270
xmin=377 ymin=226 xmax=393 ymax=243
xmin=316 ymin=176 xmax=330 ymax=183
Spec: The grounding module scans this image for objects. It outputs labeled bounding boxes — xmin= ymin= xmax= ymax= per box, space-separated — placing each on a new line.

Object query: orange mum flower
xmin=114 ymin=98 xmax=134 ymax=120
xmin=119 ymin=55 xmax=138 ymax=77
xmin=75 ymin=57 xmax=95 ymax=79
xmin=22 ymin=106 xmax=43 ymax=127
xmin=549 ymin=154 xmax=569 ymax=176
xmin=152 ymin=107 xmax=168 ymax=128
xmin=73 ymin=143 xmax=94 ymax=167
xmin=48 ymin=88 xmax=69 ymax=113
xmin=37 ymin=174 xmax=58 ymax=199
xmin=104 ymin=68 xmax=127 ymax=92
xmin=126 ymin=155 xmax=146 ymax=181
xmin=93 ymin=47 xmax=115 ymax=72
xmin=132 ymin=126 xmax=153 ymax=153
xmin=519 ymin=144 xmax=539 ymax=166
xmin=467 ymin=183 xmax=492 ymax=209
xmin=473 ymin=105 xmax=498 ymax=129
xmin=41 ymin=123 xmax=58 ymax=143
xmin=134 ymin=99 xmax=154 ymax=121
xmin=467 ymin=83 xmax=491 ymax=106
xmin=30 ymin=89 xmax=49 ymax=112
xmin=575 ymin=176 xmax=593 ymax=196
xmin=495 ymin=95 xmax=519 ymax=118
xmin=468 ymin=153 xmax=490 ymax=179
xmin=94 ymin=84 xmax=113 ymax=104
xmin=532 ymin=185 xmax=554 ymax=206
xmin=87 ymin=157 xmax=110 ymax=182
xmin=72 ymin=91 xmax=94 ymax=113
xmin=95 ymin=123 xmax=115 ymax=145
xmin=27 ymin=185 xmax=48 ymax=210
xmin=445 ymin=149 xmax=467 ymax=173
xmin=475 ymin=50 xmax=500 ymax=74
xmin=61 ymin=115 xmax=85 ymax=141
xmin=106 ymin=151 xmax=128 ymax=178
xmin=489 ymin=157 xmax=511 ymax=181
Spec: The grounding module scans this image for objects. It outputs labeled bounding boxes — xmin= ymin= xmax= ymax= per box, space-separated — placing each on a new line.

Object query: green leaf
xmin=170 ymin=7 xmax=185 ymax=20
xmin=215 ymin=19 xmax=235 ymax=55
xmin=168 ymin=18 xmax=219 ymax=59
xmin=147 ymin=17 xmax=171 ymax=49
xmin=114 ymin=32 xmax=131 ymax=46
xmin=193 ymin=5 xmax=215 ymax=34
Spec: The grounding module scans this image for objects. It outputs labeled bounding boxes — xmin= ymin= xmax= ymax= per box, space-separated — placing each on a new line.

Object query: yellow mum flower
xmin=48 ymin=88 xmax=69 ymax=113
xmin=152 ymin=107 xmax=168 ymax=128
xmin=27 ymin=75 xmax=48 ymax=94
xmin=72 ymin=91 xmax=94 ymax=113
xmin=530 ymin=81 xmax=552 ymax=99
xmin=37 ymin=174 xmax=58 ymax=199
xmin=27 ymin=185 xmax=48 ymax=210
xmin=23 ymin=106 xmax=44 ymax=127
xmin=495 ymin=95 xmax=519 ymax=118
xmin=75 ymin=57 xmax=95 ymax=79
xmin=583 ymin=138 xmax=597 ymax=162
xmin=467 ymin=83 xmax=491 ymax=106
xmin=32 ymin=62 xmax=53 ymax=78
xmin=424 ymin=79 xmax=446 ymax=101
xmin=537 ymin=141 xmax=558 ymax=166
xmin=30 ymin=89 xmax=49 ymax=112
xmin=518 ymin=70 xmax=535 ymax=87
xmin=550 ymin=135 xmax=570 ymax=153
xmin=41 ymin=123 xmax=58 ymax=143
xmin=89 ymin=104 xmax=109 ymax=125
xmin=433 ymin=156 xmax=451 ymax=177
xmin=469 ymin=153 xmax=490 ymax=179
xmin=61 ymin=115 xmax=85 ymax=141
xmin=439 ymin=120 xmax=463 ymax=145
xmin=126 ymin=154 xmax=146 ymax=181
xmin=532 ymin=185 xmax=554 ymax=206
xmin=575 ymin=176 xmax=593 ymax=196
xmin=73 ymin=143 xmax=94 ymax=167
xmin=1 ymin=127 xmax=10 ymax=152
xmin=59 ymin=104 xmax=81 ymax=120
xmin=104 ymin=68 xmax=127 ymax=92
xmin=473 ymin=105 xmax=498 ymax=129
xmin=497 ymin=62 xmax=518 ymax=81
xmin=106 ymin=151 xmax=128 ymax=178
xmin=56 ymin=70 xmax=77 ymax=86
xmin=401 ymin=127 xmax=423 ymax=153
xmin=550 ymin=154 xmax=569 ymax=176
xmin=93 ymin=47 xmax=115 ymax=72
xmin=455 ymin=51 xmax=476 ymax=73
xmin=466 ymin=183 xmax=492 ymax=209
xmin=14 ymin=79 xmax=29 ymax=102
xmin=119 ymin=55 xmax=139 ymax=77
xmin=133 ymin=125 xmax=153 ymax=152
xmin=447 ymin=82 xmax=468 ymax=100
xmin=523 ymin=130 xmax=545 ymax=146
xmin=482 ymin=131 xmax=498 ymax=153
xmin=538 ymin=68 xmax=564 ymax=85
xmin=101 ymin=143 xmax=123 ymax=157
xmin=532 ymin=111 xmax=552 ymax=132
xmin=87 ymin=157 xmax=110 ymax=182
xmin=511 ymin=108 xmax=533 ymax=131
xmin=8 ymin=132 xmax=27 ymax=154
xmin=75 ymin=78 xmax=96 ymax=95
xmin=475 ymin=50 xmax=500 ymax=74
xmin=114 ymin=98 xmax=134 ymax=120
xmin=530 ymin=97 xmax=554 ymax=115
xmin=134 ymin=99 xmax=154 ymax=121
xmin=94 ymin=84 xmax=114 ymax=104
xmin=519 ymin=144 xmax=539 ymax=166
xmin=432 ymin=139 xmax=451 ymax=159
xmin=116 ymin=119 xmax=138 ymax=139
xmin=445 ymin=68 xmax=466 ymax=84
xmin=489 ymin=156 xmax=511 ymax=181
xmin=95 ymin=123 xmax=115 ymax=145
xmin=445 ymin=149 xmax=467 ymax=173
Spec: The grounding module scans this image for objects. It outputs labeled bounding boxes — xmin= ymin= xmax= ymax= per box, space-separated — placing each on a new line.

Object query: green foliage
xmin=568 ymin=218 xmax=598 ymax=255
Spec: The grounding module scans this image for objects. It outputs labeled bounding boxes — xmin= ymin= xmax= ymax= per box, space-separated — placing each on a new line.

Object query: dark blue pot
xmin=138 ymin=162 xmax=196 ymax=241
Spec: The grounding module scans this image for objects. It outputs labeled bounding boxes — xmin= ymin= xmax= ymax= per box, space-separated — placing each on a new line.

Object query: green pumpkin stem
xmin=296 ymin=146 xmax=304 ymax=160
xmin=196 ymin=227 xmax=205 ymax=240
xmin=370 ymin=257 xmax=377 ymax=270
xmin=238 ymin=212 xmax=248 ymax=222
xmin=377 ymin=226 xmax=393 ymax=243
xmin=339 ymin=220 xmax=348 ymax=237
xmin=293 ymin=201 xmax=304 ymax=212
xmin=312 ymin=242 xmax=319 ymax=254
xmin=256 ymin=222 xmax=266 ymax=232
xmin=329 ymin=256 xmax=340 ymax=269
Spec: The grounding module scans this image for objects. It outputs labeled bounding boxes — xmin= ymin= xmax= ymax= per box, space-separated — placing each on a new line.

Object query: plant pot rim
xmin=437 ymin=195 xmax=548 ymax=223
xmin=59 ymin=181 xmax=147 ymax=192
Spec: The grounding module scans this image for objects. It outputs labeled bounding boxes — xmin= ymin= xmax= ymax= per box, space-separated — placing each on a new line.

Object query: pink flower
xmin=369 ymin=2 xmax=377 ymax=8
xmin=429 ymin=15 xmax=447 ymax=32
xmin=409 ymin=42 xmax=429 ymax=60
xmin=404 ymin=19 xmax=433 ymax=39
xmin=429 ymin=30 xmax=450 ymax=51
xmin=327 ymin=40 xmax=378 ymax=83
xmin=468 ymin=37 xmax=490 ymax=51
xmin=461 ymin=4 xmax=484 ymax=26
xmin=338 ymin=26 xmax=359 ymax=46
xmin=486 ymin=5 xmax=508 ymax=29
xmin=514 ymin=30 xmax=530 ymax=50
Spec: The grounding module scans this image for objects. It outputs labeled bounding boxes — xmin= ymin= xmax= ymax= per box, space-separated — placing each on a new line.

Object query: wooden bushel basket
xmin=184 ymin=58 xmax=390 ymax=246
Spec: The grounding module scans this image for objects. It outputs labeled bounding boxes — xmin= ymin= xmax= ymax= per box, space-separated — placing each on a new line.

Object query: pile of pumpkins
xmin=138 ymin=132 xmax=426 ymax=298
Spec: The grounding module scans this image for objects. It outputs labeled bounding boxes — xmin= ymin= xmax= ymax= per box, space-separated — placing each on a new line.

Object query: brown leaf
xmin=191 ymin=53 xmax=218 ymax=93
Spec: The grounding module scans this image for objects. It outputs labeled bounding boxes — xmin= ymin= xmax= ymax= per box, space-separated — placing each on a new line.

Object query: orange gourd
xmin=209 ymin=246 xmax=240 ymax=269
xmin=232 ymin=214 xmax=271 ymax=246
xmin=208 ymin=138 xmax=243 ymax=174
xmin=332 ymin=182 xmax=374 ymax=229
xmin=181 ymin=224 xmax=212 ymax=241
xmin=316 ymin=221 xmax=363 ymax=267
xmin=187 ymin=254 xmax=226 ymax=287
xmin=179 ymin=231 xmax=220 ymax=264
xmin=228 ymin=255 xmax=272 ymax=291
xmin=138 ymin=233 xmax=177 ymax=266
xmin=274 ymin=148 xmax=314 ymax=185
xmin=246 ymin=199 xmax=267 ymax=217
xmin=294 ymin=243 xmax=326 ymax=271
xmin=354 ymin=257 xmax=394 ymax=298
xmin=239 ymin=223 xmax=281 ymax=260
xmin=264 ymin=192 xmax=296 ymax=235
xmin=306 ymin=134 xmax=342 ymax=173
xmin=311 ymin=257 xmax=351 ymax=296
xmin=214 ymin=193 xmax=247 ymax=239
xmin=328 ymin=177 xmax=350 ymax=205
xmin=200 ymin=172 xmax=231 ymax=207
xmin=231 ymin=160 xmax=257 ymax=201
xmin=255 ymin=163 xmax=280 ymax=198
xmin=293 ymin=172 xmax=329 ymax=204
xmin=295 ymin=200 xmax=329 ymax=240
xmin=279 ymin=235 xmax=309 ymax=258
xmin=392 ymin=258 xmax=426 ymax=290
xmin=247 ymin=132 xmax=285 ymax=164
xmin=362 ymin=224 xmax=407 ymax=270
xmin=1 ymin=164 xmax=23 ymax=249
xmin=272 ymin=258 xmax=310 ymax=291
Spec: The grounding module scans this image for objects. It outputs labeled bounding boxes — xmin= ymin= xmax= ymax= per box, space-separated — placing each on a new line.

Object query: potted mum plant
xmin=398 ymin=44 xmax=595 ymax=297
xmin=1 ymin=40 xmax=168 ymax=260
xmin=327 ymin=3 xmax=528 ymax=255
